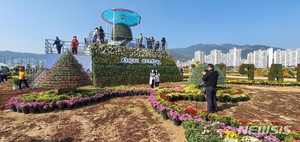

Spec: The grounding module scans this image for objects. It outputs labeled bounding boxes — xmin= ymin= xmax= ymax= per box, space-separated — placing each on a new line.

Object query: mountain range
xmin=0 ymin=43 xmax=283 ymax=63
xmin=0 ymin=51 xmax=45 ymax=59
xmin=169 ymin=43 xmax=283 ymax=62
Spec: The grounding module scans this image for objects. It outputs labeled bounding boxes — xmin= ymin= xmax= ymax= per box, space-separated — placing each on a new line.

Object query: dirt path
xmin=176 ymin=84 xmax=300 ymax=132
xmin=0 ymin=96 xmax=186 ymax=142
xmin=1 ymin=81 xmax=300 ymax=141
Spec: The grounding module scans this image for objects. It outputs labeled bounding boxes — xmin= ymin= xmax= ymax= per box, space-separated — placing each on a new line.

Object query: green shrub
xmin=268 ymin=64 xmax=284 ymax=81
xmin=17 ymin=89 xmax=102 ymax=103
xmin=12 ymin=77 xmax=19 ymax=86
xmin=239 ymin=64 xmax=255 ymax=80
xmin=183 ymin=120 xmax=222 ymax=142
xmin=188 ymin=64 xmax=226 ymax=86
xmin=215 ymin=63 xmax=226 ymax=74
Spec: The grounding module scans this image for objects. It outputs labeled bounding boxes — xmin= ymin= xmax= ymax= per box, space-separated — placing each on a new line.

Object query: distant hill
xmin=169 ymin=43 xmax=283 ymax=61
xmin=0 ymin=50 xmax=44 ymax=59
xmin=168 ymin=51 xmax=191 ymax=62
xmin=1 ymin=44 xmax=284 ymax=63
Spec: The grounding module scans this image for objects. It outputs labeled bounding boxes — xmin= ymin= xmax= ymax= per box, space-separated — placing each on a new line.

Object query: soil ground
xmin=1 ymin=80 xmax=300 ymax=141
xmin=176 ymin=84 xmax=300 ymax=132
xmin=0 ymin=80 xmax=186 ymax=142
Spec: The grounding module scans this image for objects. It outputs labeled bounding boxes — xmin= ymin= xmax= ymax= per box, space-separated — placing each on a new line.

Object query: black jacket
xmin=202 ymin=69 xmax=219 ymax=88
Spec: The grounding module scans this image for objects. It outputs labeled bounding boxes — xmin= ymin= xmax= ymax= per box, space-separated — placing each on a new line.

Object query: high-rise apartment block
xmin=194 ymin=47 xmax=242 ymax=67
xmin=194 ymin=47 xmax=300 ymax=68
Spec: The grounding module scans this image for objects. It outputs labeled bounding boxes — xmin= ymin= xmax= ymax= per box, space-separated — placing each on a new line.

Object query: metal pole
xmin=106 ymin=22 xmax=108 ymax=43
xmin=113 ymin=11 xmax=115 ymax=43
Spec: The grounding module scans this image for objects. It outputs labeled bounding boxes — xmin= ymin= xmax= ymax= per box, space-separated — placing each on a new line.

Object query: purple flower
xmin=236 ymin=126 xmax=249 ymax=135
xmin=179 ymin=113 xmax=192 ymax=121
xmin=177 ymin=86 xmax=183 ymax=91
xmin=263 ymin=135 xmax=280 ymax=142
xmin=252 ymin=133 xmax=265 ymax=139
xmin=169 ymin=109 xmax=181 ymax=120
xmin=157 ymin=104 xmax=167 ymax=111
xmin=193 ymin=116 xmax=204 ymax=122
xmin=223 ymin=125 xmax=238 ymax=133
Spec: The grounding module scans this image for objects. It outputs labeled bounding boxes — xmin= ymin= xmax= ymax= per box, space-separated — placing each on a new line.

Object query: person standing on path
xmin=18 ymin=66 xmax=30 ymax=91
xmin=155 ymin=41 xmax=160 ymax=50
xmin=139 ymin=33 xmax=143 ymax=48
xmin=99 ymin=26 xmax=105 ymax=43
xmin=93 ymin=27 xmax=98 ymax=42
xmin=1 ymin=66 xmax=8 ymax=83
xmin=149 ymin=70 xmax=156 ymax=88
xmin=202 ymin=64 xmax=219 ymax=113
xmin=154 ymin=70 xmax=160 ymax=87
xmin=71 ymin=36 xmax=79 ymax=54
xmin=161 ymin=37 xmax=166 ymax=50
xmin=53 ymin=36 xmax=63 ymax=54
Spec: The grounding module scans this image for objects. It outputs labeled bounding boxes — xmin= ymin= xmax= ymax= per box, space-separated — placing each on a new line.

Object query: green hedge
xmin=226 ymin=79 xmax=300 ymax=86
xmin=188 ymin=64 xmax=226 ymax=86
xmin=91 ymin=44 xmax=182 ymax=87
xmin=268 ymin=64 xmax=283 ymax=81
xmin=215 ymin=63 xmax=226 ymax=73
xmin=239 ymin=64 xmax=254 ymax=80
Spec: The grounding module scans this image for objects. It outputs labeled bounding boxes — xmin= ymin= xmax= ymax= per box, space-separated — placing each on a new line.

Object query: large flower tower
xmin=38 ymin=50 xmax=91 ymax=91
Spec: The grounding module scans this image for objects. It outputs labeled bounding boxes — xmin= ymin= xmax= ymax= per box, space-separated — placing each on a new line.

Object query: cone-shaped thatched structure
xmin=39 ymin=51 xmax=91 ymax=89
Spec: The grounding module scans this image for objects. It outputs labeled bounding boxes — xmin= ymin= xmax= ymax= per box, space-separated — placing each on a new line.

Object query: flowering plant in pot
xmin=6 ymin=98 xmax=18 ymax=112
xmin=157 ymin=104 xmax=169 ymax=120
xmin=17 ymin=102 xmax=31 ymax=114
xmin=12 ymin=77 xmax=19 ymax=90
xmin=169 ymin=109 xmax=183 ymax=126
xmin=55 ymin=100 xmax=68 ymax=109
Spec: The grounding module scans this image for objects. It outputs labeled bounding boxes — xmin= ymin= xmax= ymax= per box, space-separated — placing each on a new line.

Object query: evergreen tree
xmin=39 ymin=50 xmax=91 ymax=89
xmin=188 ymin=64 xmax=226 ymax=86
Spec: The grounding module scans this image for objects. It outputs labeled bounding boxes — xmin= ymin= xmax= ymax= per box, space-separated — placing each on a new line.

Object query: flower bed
xmin=183 ymin=120 xmax=300 ymax=142
xmin=226 ymin=80 xmax=300 ymax=86
xmin=149 ymin=88 xmax=300 ymax=141
xmin=6 ymin=86 xmax=300 ymax=141
xmin=6 ymin=89 xmax=150 ymax=114
xmin=165 ymin=87 xmax=249 ymax=103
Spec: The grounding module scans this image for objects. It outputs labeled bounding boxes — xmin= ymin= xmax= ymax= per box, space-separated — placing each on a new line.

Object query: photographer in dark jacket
xmin=202 ymin=64 xmax=219 ymax=113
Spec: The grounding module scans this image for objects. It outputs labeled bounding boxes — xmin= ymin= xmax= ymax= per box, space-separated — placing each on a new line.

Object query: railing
xmin=45 ymin=32 xmax=168 ymax=55
xmin=45 ymin=39 xmax=89 ymax=55
xmin=86 ymin=31 xmax=168 ymax=49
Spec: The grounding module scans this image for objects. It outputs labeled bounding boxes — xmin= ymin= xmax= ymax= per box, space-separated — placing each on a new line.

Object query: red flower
xmin=239 ymin=120 xmax=247 ymax=125
xmin=271 ymin=121 xmax=286 ymax=126
xmin=185 ymin=108 xmax=198 ymax=116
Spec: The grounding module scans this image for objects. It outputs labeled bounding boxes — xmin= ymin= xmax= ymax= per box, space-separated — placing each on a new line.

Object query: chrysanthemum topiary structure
xmin=239 ymin=64 xmax=255 ymax=80
xmin=188 ymin=64 xmax=226 ymax=86
xmin=91 ymin=44 xmax=182 ymax=87
xmin=111 ymin=23 xmax=133 ymax=44
xmin=268 ymin=64 xmax=283 ymax=81
xmin=39 ymin=50 xmax=91 ymax=89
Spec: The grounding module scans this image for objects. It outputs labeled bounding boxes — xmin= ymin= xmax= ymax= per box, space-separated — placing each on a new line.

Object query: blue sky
xmin=0 ymin=0 xmax=300 ymax=54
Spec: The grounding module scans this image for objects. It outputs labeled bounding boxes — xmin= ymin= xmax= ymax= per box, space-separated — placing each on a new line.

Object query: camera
xmin=203 ymin=69 xmax=208 ymax=72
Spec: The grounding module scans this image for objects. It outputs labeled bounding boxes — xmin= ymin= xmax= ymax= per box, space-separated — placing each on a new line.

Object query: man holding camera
xmin=202 ymin=64 xmax=219 ymax=113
